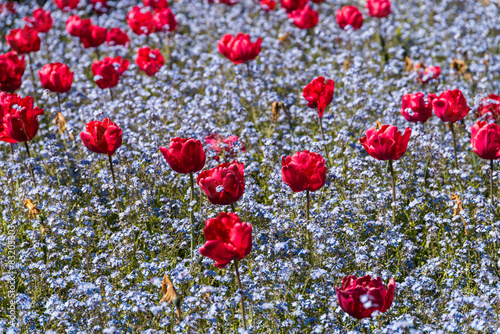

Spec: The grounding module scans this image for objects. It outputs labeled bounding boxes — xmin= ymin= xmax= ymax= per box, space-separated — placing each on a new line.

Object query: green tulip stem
xmin=389 ymin=159 xmax=396 ymax=223
xmin=233 ymin=259 xmax=247 ymax=331
xmin=108 ymin=154 xmax=117 ymax=198
xmin=491 ymin=159 xmax=495 ymax=205
xmin=27 ymin=53 xmax=37 ymax=103
xmin=450 ymin=122 xmax=459 ymax=169
xmin=24 ymin=141 xmax=36 ymax=187
xmin=318 ymin=116 xmax=330 ymax=166
xmin=189 ymin=172 xmax=195 ymax=259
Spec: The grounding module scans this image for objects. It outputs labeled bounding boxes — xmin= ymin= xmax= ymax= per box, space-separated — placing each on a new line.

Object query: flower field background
xmin=1 ymin=0 xmax=500 ymax=332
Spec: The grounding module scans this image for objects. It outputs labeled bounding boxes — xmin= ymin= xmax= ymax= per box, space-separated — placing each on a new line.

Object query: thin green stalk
xmin=189 ymin=173 xmax=195 ymax=259
xmin=108 ymin=154 xmax=117 ymax=198
xmin=28 ymin=53 xmax=37 ymax=103
xmin=24 ymin=141 xmax=36 ymax=187
xmin=490 ymin=159 xmax=495 ymax=205
xmin=450 ymin=122 xmax=459 ymax=169
xmin=231 ymin=203 xmax=236 ymax=213
xmin=233 ymin=259 xmax=247 ymax=331
xmin=318 ymin=117 xmax=330 ymax=166
xmin=389 ymin=159 xmax=396 ymax=223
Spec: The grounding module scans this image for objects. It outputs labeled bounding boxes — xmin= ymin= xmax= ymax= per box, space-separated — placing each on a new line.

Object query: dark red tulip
xmin=360 ymin=125 xmax=411 ymax=161
xmin=218 ymin=33 xmax=262 ymax=65
xmin=205 ymin=134 xmax=246 ymax=160
xmin=303 ymin=77 xmax=334 ymax=118
xmin=2 ymin=94 xmax=44 ymax=142
xmin=400 ymin=92 xmax=433 ymax=124
xmin=336 ymin=5 xmax=363 ymax=30
xmin=80 ymin=118 xmax=122 ymax=156
xmin=54 ymin=0 xmax=79 ymax=11
xmin=281 ymin=150 xmax=326 ymax=193
xmin=199 ymin=212 xmax=252 ymax=269
xmin=38 ymin=63 xmax=73 ymax=94
xmin=471 ymin=121 xmax=500 ymax=160
xmin=0 ymin=51 xmax=25 ymax=93
xmin=90 ymin=0 xmax=108 ymax=14
xmin=135 ymin=47 xmax=165 ymax=76
xmin=127 ymin=6 xmax=154 ymax=36
xmin=0 ymin=92 xmax=19 ymax=143
xmin=280 ymin=0 xmax=307 ymax=13
xmin=366 ymin=0 xmax=391 ymax=18
xmin=336 ymin=275 xmax=395 ymax=319
xmin=207 ymin=0 xmax=239 ymax=5
xmin=91 ymin=57 xmax=129 ymax=89
xmin=144 ymin=0 xmax=168 ymax=9
xmin=418 ymin=65 xmax=441 ymax=84
xmin=476 ymin=94 xmax=500 ymax=122
xmin=310 ymin=0 xmax=325 ymax=3
xmin=24 ymin=8 xmax=53 ymax=33
xmin=432 ymin=89 xmax=470 ymax=123
xmin=197 ymin=161 xmax=245 ymax=205
xmin=260 ymin=0 xmax=276 ymax=11
xmin=6 ymin=26 xmax=41 ymax=54
xmin=80 ymin=24 xmax=107 ymax=49
xmin=66 ymin=15 xmax=91 ymax=37
xmin=152 ymin=8 xmax=177 ymax=32
xmin=0 ymin=2 xmax=16 ymax=14
xmin=106 ymin=28 xmax=130 ymax=47
xmin=159 ymin=137 xmax=206 ymax=174
xmin=288 ymin=5 xmax=319 ymax=30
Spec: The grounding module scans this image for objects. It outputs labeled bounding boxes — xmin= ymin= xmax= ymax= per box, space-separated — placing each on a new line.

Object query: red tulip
xmin=311 ymin=0 xmax=325 ymax=3
xmin=66 ymin=15 xmax=91 ymax=37
xmin=303 ymin=77 xmax=334 ymax=118
xmin=91 ymin=57 xmax=129 ymax=89
xmin=476 ymin=94 xmax=500 ymax=122
xmin=24 ymin=8 xmax=53 ymax=33
xmin=260 ymin=0 xmax=276 ymax=11
xmin=288 ymin=5 xmax=319 ymax=30
xmin=281 ymin=150 xmax=326 ymax=193
xmin=144 ymin=0 xmax=168 ymax=9
xmin=2 ymin=94 xmax=44 ymax=142
xmin=90 ymin=0 xmax=108 ymax=14
xmin=6 ymin=26 xmax=41 ymax=55
xmin=366 ymin=0 xmax=391 ymax=18
xmin=54 ymin=0 xmax=79 ymax=11
xmin=197 ymin=161 xmax=245 ymax=205
xmin=152 ymin=8 xmax=177 ymax=32
xmin=470 ymin=121 xmax=500 ymax=160
xmin=336 ymin=275 xmax=395 ymax=319
xmin=38 ymin=63 xmax=73 ymax=94
xmin=127 ymin=6 xmax=154 ymax=36
xmin=199 ymin=212 xmax=252 ymax=268
xmin=218 ymin=33 xmax=262 ymax=65
xmin=106 ymin=28 xmax=130 ymax=47
xmin=360 ymin=125 xmax=411 ymax=161
xmin=432 ymin=89 xmax=470 ymax=123
xmin=280 ymin=0 xmax=307 ymax=13
xmin=336 ymin=6 xmax=363 ymax=30
xmin=135 ymin=47 xmax=165 ymax=76
xmin=0 ymin=2 xmax=16 ymax=14
xmin=160 ymin=138 xmax=206 ymax=174
xmin=418 ymin=65 xmax=441 ymax=84
xmin=400 ymin=92 xmax=433 ymax=124
xmin=80 ymin=118 xmax=122 ymax=156
xmin=80 ymin=25 xmax=107 ymax=49
xmin=0 ymin=51 xmax=25 ymax=93
xmin=205 ymin=134 xmax=246 ymax=160
xmin=0 ymin=92 xmax=19 ymax=143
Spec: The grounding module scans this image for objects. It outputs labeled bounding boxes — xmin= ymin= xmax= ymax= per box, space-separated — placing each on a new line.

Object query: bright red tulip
xmin=476 ymin=94 xmax=500 ymax=122
xmin=197 ymin=161 xmax=245 ymax=205
xmin=152 ymin=8 xmax=177 ymax=32
xmin=280 ymin=0 xmax=307 ymax=13
xmin=66 ymin=15 xmax=91 ymax=37
xmin=54 ymin=0 xmax=79 ymax=11
xmin=432 ymin=89 xmax=470 ymax=123
xmin=400 ymin=92 xmax=433 ymax=124
xmin=360 ymin=125 xmax=411 ymax=161
xmin=38 ymin=63 xmax=73 ymax=94
xmin=91 ymin=57 xmax=129 ymax=89
xmin=281 ymin=150 xmax=326 ymax=193
xmin=80 ymin=25 xmax=107 ymax=49
xmin=199 ymin=212 xmax=252 ymax=269
xmin=80 ymin=118 xmax=122 ymax=156
xmin=205 ymin=134 xmax=246 ymax=160
xmin=0 ymin=51 xmax=25 ymax=93
xmin=6 ymin=26 xmax=41 ymax=54
xmin=336 ymin=275 xmax=395 ymax=319
xmin=288 ymin=5 xmax=318 ymax=30
xmin=2 ymin=94 xmax=44 ymax=142
xmin=366 ymin=0 xmax=391 ymax=18
xmin=24 ymin=8 xmax=53 ymax=33
xmin=144 ymin=0 xmax=168 ymax=9
xmin=160 ymin=138 xmax=206 ymax=174
xmin=127 ymin=6 xmax=154 ymax=36
xmin=218 ymin=33 xmax=262 ymax=65
xmin=90 ymin=0 xmax=108 ymax=14
xmin=470 ymin=121 xmax=500 ymax=160
xmin=135 ymin=47 xmax=165 ymax=76
xmin=260 ymin=0 xmax=276 ymax=11
xmin=303 ymin=77 xmax=334 ymax=118
xmin=106 ymin=28 xmax=130 ymax=47
xmin=418 ymin=65 xmax=441 ymax=84
xmin=0 ymin=92 xmax=19 ymax=143
xmin=336 ymin=5 xmax=363 ymax=30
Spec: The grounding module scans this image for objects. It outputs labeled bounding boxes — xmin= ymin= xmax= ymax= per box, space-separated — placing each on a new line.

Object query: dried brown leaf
xmin=24 ymin=199 xmax=40 ymax=220
xmin=271 ymin=101 xmax=280 ymax=122
xmin=404 ymin=56 xmax=414 ymax=73
xmin=54 ymin=112 xmax=67 ymax=134
xmin=451 ymin=59 xmax=467 ymax=74
xmin=160 ymin=274 xmax=178 ymax=304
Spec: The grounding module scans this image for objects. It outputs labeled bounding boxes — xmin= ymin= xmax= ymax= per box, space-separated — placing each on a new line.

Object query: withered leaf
xmin=271 ymin=102 xmax=280 ymax=122
xmin=404 ymin=56 xmax=414 ymax=73
xmin=24 ymin=199 xmax=40 ymax=220
xmin=451 ymin=59 xmax=467 ymax=74
xmin=54 ymin=112 xmax=67 ymax=134
xmin=160 ymin=274 xmax=178 ymax=304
